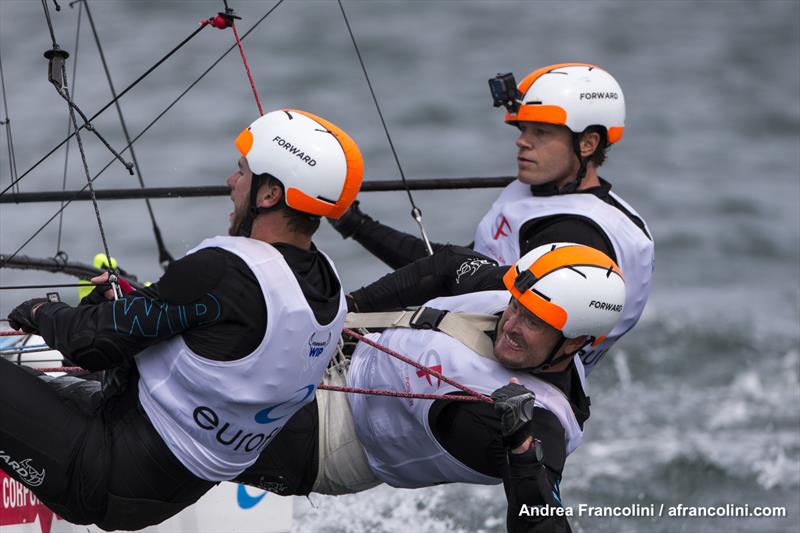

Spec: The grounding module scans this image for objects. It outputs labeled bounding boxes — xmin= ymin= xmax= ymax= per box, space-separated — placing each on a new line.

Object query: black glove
xmin=327 ymin=200 xmax=372 ymax=239
xmin=7 ymin=298 xmax=49 ymax=334
xmin=492 ymin=383 xmax=536 ymax=449
xmin=80 ymin=282 xmax=114 ymax=306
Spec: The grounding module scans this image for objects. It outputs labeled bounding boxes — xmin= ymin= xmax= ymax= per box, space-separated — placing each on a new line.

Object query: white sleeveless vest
xmin=348 ymin=291 xmax=585 ymax=489
xmin=136 ymin=236 xmax=346 ymax=481
xmin=473 ymin=180 xmax=654 ymax=374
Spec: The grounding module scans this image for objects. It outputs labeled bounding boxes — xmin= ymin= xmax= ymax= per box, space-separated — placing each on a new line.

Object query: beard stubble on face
xmin=228 ymin=199 xmax=248 ymax=236
xmin=493 ymin=312 xmax=534 ymax=369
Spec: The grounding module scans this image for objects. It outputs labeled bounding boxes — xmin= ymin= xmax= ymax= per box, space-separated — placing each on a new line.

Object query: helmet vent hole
xmin=566 ymin=266 xmax=587 ymax=279
xmin=531 ymin=288 xmax=551 ymax=302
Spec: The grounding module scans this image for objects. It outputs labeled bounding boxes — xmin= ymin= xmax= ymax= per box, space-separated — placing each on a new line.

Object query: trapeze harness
xmin=346 ymin=290 xmax=585 ymax=488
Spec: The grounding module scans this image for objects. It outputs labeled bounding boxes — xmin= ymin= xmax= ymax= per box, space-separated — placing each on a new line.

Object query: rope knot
xmin=200 ymin=10 xmax=240 ymax=30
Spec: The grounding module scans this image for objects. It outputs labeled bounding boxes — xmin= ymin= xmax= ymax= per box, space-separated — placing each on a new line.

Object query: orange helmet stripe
xmin=506 ymin=104 xmax=568 ymax=126
xmin=506 ymin=63 xmax=599 ymax=125
xmin=503 ymin=267 xmax=568 ymax=330
xmin=235 ymin=128 xmax=254 ymax=157
xmin=502 ymin=244 xmax=623 ymax=331
xmin=289 ymin=109 xmax=364 ymax=219
xmin=529 ymin=245 xmax=623 ymax=280
xmin=607 ymin=126 xmax=624 ymax=144
xmin=516 ymin=62 xmax=592 ymax=95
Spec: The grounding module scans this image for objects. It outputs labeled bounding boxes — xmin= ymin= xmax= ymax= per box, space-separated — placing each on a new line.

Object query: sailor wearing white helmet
xmin=238 ymin=243 xmax=626 ymax=533
xmin=3 ymin=109 xmax=363 ymax=530
xmin=329 ymin=63 xmax=653 ymax=375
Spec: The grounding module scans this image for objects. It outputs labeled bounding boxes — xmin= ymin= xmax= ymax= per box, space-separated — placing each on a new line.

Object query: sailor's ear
xmin=564 ymin=335 xmax=589 ymax=355
xmin=579 ymin=131 xmax=601 ymax=158
xmin=257 ymin=181 xmax=283 ymax=208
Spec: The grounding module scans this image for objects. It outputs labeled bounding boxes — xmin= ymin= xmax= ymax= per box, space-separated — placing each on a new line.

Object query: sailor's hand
xmin=8 ymin=297 xmax=49 ymax=334
xmin=80 ymin=272 xmax=115 ymax=305
xmin=79 ymin=272 xmax=134 ymax=305
xmin=491 ymin=379 xmax=536 ymax=450
xmin=327 ymin=200 xmax=372 ymax=239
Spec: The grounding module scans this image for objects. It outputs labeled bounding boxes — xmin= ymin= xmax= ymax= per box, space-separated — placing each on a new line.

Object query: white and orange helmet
xmin=505 ymin=63 xmax=626 ymax=144
xmin=504 ymin=242 xmax=626 ymax=346
xmin=235 ymin=109 xmax=363 ymax=219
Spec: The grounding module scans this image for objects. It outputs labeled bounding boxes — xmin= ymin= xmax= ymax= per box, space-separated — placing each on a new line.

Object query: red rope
xmin=343 ymin=328 xmax=493 ymax=402
xmin=318 ymin=383 xmax=491 ymax=403
xmin=37 ymin=366 xmax=86 ymax=373
xmin=33 ymin=368 xmax=491 ymax=403
xmin=231 ymin=21 xmax=264 ymax=116
xmin=0 ymin=330 xmax=25 ymax=336
xmin=28 ymin=329 xmax=495 ymax=404
xmin=199 ymin=9 xmax=263 ymax=116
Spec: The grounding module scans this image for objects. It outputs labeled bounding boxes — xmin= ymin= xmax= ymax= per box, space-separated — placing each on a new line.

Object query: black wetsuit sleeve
xmin=34 ymin=247 xmax=265 ymax=371
xmin=349 ymin=245 xmax=506 ymax=312
xmin=519 ymin=215 xmax=615 ymax=261
xmin=429 ymin=399 xmax=571 ymax=532
xmin=351 ymin=216 xmax=448 ymax=269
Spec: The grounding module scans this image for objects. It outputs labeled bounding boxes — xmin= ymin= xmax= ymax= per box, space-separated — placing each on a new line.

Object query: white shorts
xmin=312 ymin=364 xmax=382 ymax=495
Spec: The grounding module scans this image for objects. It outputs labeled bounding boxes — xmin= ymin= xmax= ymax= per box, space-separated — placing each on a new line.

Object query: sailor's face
xmin=515 ymin=121 xmax=579 ymax=188
xmin=494 ymin=298 xmax=562 ymax=369
xmin=227 ymin=157 xmax=253 ymax=236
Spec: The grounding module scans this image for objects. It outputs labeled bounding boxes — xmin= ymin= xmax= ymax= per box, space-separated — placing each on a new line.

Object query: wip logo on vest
xmin=308 ymin=331 xmax=332 ymax=358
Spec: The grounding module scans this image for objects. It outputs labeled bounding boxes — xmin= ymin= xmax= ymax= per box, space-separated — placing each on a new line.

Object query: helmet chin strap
xmin=236 ymin=172 xmax=284 ymax=238
xmin=529 ymin=133 xmax=588 ymax=197
xmin=528 ymin=333 xmax=590 ymax=373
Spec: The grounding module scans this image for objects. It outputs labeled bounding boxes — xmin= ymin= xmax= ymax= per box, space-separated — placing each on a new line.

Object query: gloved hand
xmin=491 ymin=382 xmax=536 ymax=450
xmin=327 ymin=200 xmax=372 ymax=239
xmin=79 ymin=272 xmax=134 ymax=305
xmin=7 ymin=297 xmax=50 ymax=334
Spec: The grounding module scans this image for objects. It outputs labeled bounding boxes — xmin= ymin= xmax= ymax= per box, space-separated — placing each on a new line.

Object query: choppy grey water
xmin=1 ymin=1 xmax=798 ymax=532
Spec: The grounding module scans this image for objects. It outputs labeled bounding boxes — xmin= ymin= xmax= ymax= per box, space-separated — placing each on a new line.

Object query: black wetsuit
xmin=237 ymin=246 xmax=587 ymax=533
xmin=338 ymin=178 xmax=655 ymax=269
xmin=0 ymin=243 xmax=341 ymax=530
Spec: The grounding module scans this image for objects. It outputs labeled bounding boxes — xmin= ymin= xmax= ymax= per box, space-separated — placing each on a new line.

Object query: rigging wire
xmin=39 ymin=0 xmax=133 ymax=176
xmin=337 ymin=0 xmax=434 ymax=256
xmin=55 ymin=0 xmax=83 ymax=256
xmin=0 ymin=21 xmax=210 ymax=199
xmin=0 ymin=41 xmax=20 ymax=196
xmin=82 ymin=0 xmax=174 ymax=268
xmin=40 ymin=0 xmax=121 ymax=298
xmin=0 ymin=0 xmax=286 ymax=271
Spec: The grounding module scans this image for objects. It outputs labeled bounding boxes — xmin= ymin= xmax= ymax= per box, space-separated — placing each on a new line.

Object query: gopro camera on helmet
xmin=489 ymin=72 xmax=520 ymax=112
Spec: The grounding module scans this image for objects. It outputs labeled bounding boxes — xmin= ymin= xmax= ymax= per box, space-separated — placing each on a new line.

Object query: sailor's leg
xmin=0 ymin=358 xmax=106 ymax=523
xmin=97 ymin=382 xmax=215 ymax=531
xmin=233 ymin=400 xmax=319 ymax=496
xmin=23 ymin=367 xmax=104 ymax=414
xmin=313 ymin=362 xmax=381 ymax=495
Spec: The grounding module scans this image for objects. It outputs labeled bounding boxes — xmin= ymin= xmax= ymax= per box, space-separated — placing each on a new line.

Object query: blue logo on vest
xmin=308 ymin=331 xmax=332 ymax=358
xmin=254 ymin=384 xmax=316 ymax=424
xmin=237 ymin=484 xmax=268 ymax=509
